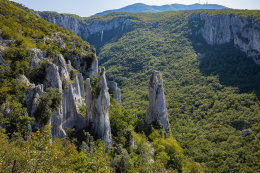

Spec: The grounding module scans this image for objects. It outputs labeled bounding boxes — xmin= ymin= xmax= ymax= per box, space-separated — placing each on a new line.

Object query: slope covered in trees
xmin=1 ymin=0 xmax=260 ymax=172
xmin=92 ymin=11 xmax=260 ymax=172
xmin=0 ymin=0 xmax=201 ymax=172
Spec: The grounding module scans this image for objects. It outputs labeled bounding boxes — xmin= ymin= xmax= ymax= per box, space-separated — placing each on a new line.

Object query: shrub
xmin=61 ymin=77 xmax=70 ymax=90
xmin=90 ymin=76 xmax=101 ymax=97
xmin=77 ymin=103 xmax=86 ymax=116
xmin=34 ymin=88 xmax=62 ymax=125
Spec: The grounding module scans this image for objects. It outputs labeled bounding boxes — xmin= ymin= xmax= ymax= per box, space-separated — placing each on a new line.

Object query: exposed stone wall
xmin=85 ymin=68 xmax=112 ymax=146
xmin=107 ymin=81 xmax=122 ymax=105
xmin=146 ymin=70 xmax=170 ymax=132
xmin=189 ymin=13 xmax=260 ymax=64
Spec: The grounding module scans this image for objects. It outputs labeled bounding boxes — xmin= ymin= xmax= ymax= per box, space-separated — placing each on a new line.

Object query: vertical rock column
xmin=107 ymin=81 xmax=122 ymax=105
xmin=85 ymin=68 xmax=112 ymax=146
xmin=146 ymin=70 xmax=170 ymax=132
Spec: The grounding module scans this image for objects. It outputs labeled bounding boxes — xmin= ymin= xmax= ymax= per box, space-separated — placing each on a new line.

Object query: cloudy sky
xmin=11 ymin=0 xmax=260 ymax=17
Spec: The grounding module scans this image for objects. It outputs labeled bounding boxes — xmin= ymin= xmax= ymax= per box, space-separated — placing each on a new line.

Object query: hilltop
xmin=95 ymin=3 xmax=227 ymax=16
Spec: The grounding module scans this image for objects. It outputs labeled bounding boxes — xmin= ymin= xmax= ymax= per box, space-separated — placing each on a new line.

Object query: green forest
xmin=95 ymin=11 xmax=260 ymax=172
xmin=0 ymin=0 xmax=260 ymax=172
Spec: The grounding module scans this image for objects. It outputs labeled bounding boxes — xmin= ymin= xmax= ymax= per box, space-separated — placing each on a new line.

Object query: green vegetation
xmin=0 ymin=126 xmax=111 ymax=172
xmin=90 ymin=75 xmax=101 ymax=97
xmin=95 ymin=11 xmax=260 ymax=172
xmin=77 ymin=103 xmax=87 ymax=116
xmin=1 ymin=0 xmax=260 ymax=172
xmin=34 ymin=88 xmax=62 ymax=125
xmin=193 ymin=9 xmax=260 ymax=20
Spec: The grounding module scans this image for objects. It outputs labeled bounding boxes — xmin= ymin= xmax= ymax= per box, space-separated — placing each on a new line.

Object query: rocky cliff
xmin=39 ymin=12 xmax=132 ymax=50
xmin=85 ymin=68 xmax=112 ymax=146
xmin=189 ymin=13 xmax=260 ymax=64
xmin=26 ymin=53 xmax=88 ymax=138
xmin=107 ymin=81 xmax=122 ymax=105
xmin=146 ymin=70 xmax=170 ymax=132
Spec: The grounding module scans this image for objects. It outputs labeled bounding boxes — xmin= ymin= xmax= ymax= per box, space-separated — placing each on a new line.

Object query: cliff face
xmin=85 ymin=68 xmax=112 ymax=146
xmin=189 ymin=13 xmax=260 ymax=64
xmin=107 ymin=81 xmax=122 ymax=105
xmin=26 ymin=54 xmax=89 ymax=138
xmin=39 ymin=14 xmax=81 ymax=35
xmin=39 ymin=12 xmax=132 ymax=49
xmin=146 ymin=70 xmax=170 ymax=132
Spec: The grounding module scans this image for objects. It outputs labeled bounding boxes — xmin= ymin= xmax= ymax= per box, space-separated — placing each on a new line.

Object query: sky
xmin=11 ymin=0 xmax=260 ymax=17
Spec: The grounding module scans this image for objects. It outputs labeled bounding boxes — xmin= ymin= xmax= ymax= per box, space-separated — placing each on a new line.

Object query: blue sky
xmin=11 ymin=0 xmax=260 ymax=17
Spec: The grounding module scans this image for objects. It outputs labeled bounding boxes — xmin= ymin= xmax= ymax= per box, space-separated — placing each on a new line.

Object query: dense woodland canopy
xmin=94 ymin=10 xmax=260 ymax=173
xmin=0 ymin=0 xmax=260 ymax=172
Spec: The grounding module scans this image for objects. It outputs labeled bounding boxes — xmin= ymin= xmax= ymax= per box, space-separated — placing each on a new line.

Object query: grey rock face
xmin=241 ymin=129 xmax=252 ymax=137
xmin=30 ymin=48 xmax=46 ymax=68
xmin=86 ymin=68 xmax=112 ymax=146
xmin=40 ymin=13 xmax=131 ymax=42
xmin=26 ymin=84 xmax=44 ymax=117
xmin=44 ymin=62 xmax=63 ymax=92
xmin=27 ymin=55 xmax=87 ymax=138
xmin=84 ymin=17 xmax=131 ymax=40
xmin=0 ymin=50 xmax=4 ymax=65
xmin=107 ymin=81 xmax=122 ymax=105
xmin=146 ymin=70 xmax=170 ymax=132
xmin=18 ymin=75 xmax=31 ymax=87
xmin=189 ymin=13 xmax=260 ymax=64
xmin=41 ymin=14 xmax=80 ymax=35
xmin=88 ymin=57 xmax=98 ymax=77
xmin=45 ymin=56 xmax=86 ymax=138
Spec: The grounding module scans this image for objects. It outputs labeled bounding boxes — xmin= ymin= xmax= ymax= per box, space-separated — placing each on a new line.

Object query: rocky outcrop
xmin=0 ymin=50 xmax=4 ymax=65
xmin=85 ymin=68 xmax=112 ymax=146
xmin=241 ymin=129 xmax=252 ymax=137
xmin=26 ymin=84 xmax=45 ymax=117
xmin=146 ymin=70 xmax=170 ymax=132
xmin=39 ymin=13 xmax=81 ymax=35
xmin=107 ymin=81 xmax=122 ymax=105
xmin=26 ymin=55 xmax=88 ymax=138
xmin=189 ymin=13 xmax=260 ymax=64
xmin=39 ymin=12 xmax=132 ymax=50
xmin=39 ymin=12 xmax=131 ymax=40
xmin=30 ymin=48 xmax=46 ymax=68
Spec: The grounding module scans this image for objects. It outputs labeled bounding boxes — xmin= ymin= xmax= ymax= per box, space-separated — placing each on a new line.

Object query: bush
xmin=77 ymin=103 xmax=86 ymax=116
xmin=61 ymin=77 xmax=70 ymax=90
xmin=34 ymin=88 xmax=62 ymax=125
xmin=90 ymin=76 xmax=100 ymax=97
xmin=3 ymin=47 xmax=32 ymax=76
xmin=152 ymin=137 xmax=184 ymax=171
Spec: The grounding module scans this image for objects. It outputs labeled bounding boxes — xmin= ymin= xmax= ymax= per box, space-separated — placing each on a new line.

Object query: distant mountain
xmin=95 ymin=3 xmax=227 ymax=16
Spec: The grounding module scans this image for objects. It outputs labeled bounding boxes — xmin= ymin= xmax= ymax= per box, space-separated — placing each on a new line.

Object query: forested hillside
xmin=91 ymin=11 xmax=260 ymax=172
xmin=1 ymin=0 xmax=260 ymax=172
xmin=0 ymin=0 xmax=202 ymax=172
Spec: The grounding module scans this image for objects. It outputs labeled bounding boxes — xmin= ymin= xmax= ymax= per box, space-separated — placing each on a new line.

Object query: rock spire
xmin=146 ymin=70 xmax=170 ymax=132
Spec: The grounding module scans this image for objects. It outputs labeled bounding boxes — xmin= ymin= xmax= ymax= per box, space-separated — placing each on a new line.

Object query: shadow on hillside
xmin=193 ymin=42 xmax=260 ymax=99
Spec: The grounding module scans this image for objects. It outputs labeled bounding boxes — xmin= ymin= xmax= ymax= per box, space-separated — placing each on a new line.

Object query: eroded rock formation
xmin=189 ymin=13 xmax=260 ymax=64
xmin=107 ymin=81 xmax=122 ymax=105
xmin=26 ymin=54 xmax=94 ymax=138
xmin=146 ymin=70 xmax=170 ymax=132
xmin=39 ymin=13 xmax=132 ymax=42
xmin=85 ymin=68 xmax=112 ymax=146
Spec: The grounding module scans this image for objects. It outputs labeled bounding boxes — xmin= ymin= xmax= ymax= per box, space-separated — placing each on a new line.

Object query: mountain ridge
xmin=95 ymin=3 xmax=227 ymax=16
